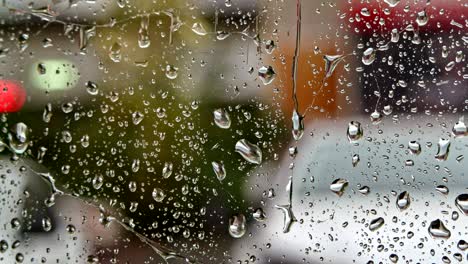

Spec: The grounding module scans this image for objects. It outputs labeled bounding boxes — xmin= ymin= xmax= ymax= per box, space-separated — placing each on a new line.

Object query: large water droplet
xmin=42 ymin=216 xmax=52 ymax=232
xmin=213 ymin=108 xmax=231 ymax=129
xmin=455 ymin=194 xmax=468 ymax=215
xmin=86 ymin=81 xmax=98 ymax=95
xmin=162 ymin=162 xmax=173 ymax=178
xmin=138 ymin=15 xmax=150 ymax=48
xmin=228 ymin=214 xmax=246 ymax=238
xmin=132 ymin=111 xmax=144 ymax=125
xmin=428 ymin=219 xmax=451 ymax=239
xmin=330 ymin=178 xmax=348 ymax=196
xmin=275 ymin=204 xmax=295 ymax=233
xmin=235 ymin=139 xmax=262 ymax=164
xmin=258 ymin=66 xmax=276 ymax=85
xmin=369 ymin=217 xmax=385 ymax=231
xmin=390 ymin=28 xmax=400 ymax=43
xmin=211 ymin=161 xmax=226 ymax=181
xmin=347 ymin=121 xmax=363 ymax=143
xmin=253 ymin=208 xmax=266 ymax=221
xmin=352 ymin=154 xmax=360 ymax=167
xmin=43 ymin=103 xmax=52 ymax=123
xmin=165 ymin=65 xmax=178 ymax=79
xmin=452 ymin=118 xmax=467 ymax=137
xmin=264 ymin=40 xmax=275 ymax=54
xmin=435 ymin=138 xmax=450 ymax=161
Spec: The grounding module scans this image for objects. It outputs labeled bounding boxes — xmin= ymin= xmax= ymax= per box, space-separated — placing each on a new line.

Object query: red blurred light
xmin=0 ymin=80 xmax=26 ymax=113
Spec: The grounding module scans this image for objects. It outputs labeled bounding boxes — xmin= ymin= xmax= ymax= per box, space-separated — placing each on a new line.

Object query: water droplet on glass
xmin=330 ymin=178 xmax=348 ymax=196
xmin=162 ymin=162 xmax=173 ymax=178
xmin=228 ymin=214 xmax=246 ymax=238
xmin=8 ymin=122 xmax=30 ymax=154
xmin=291 ymin=110 xmax=304 ymax=141
xmin=275 ymin=204 xmax=295 ymax=233
xmin=264 ymin=40 xmax=275 ymax=54
xmin=258 ymin=66 xmax=276 ymax=85
xmin=235 ymin=139 xmax=262 ymax=164
xmin=435 ymin=138 xmax=450 ymax=161
xmin=416 ymin=10 xmax=428 ymax=26
xmin=165 ymin=65 xmax=178 ymax=79
xmin=358 ymin=186 xmax=370 ymax=195
xmin=191 ymin=22 xmax=207 ymax=36
xmin=138 ymin=15 xmax=150 ymax=48
xmin=132 ymin=111 xmax=144 ymax=125
xmin=132 ymin=159 xmax=140 ymax=172
xmin=408 ymin=141 xmax=421 ymax=155
xmin=370 ymin=111 xmax=382 ymax=124
xmin=452 ymin=118 xmax=467 ymax=137
xmin=42 ymin=216 xmax=52 ymax=232
xmin=436 ymin=185 xmax=449 ymax=195
xmin=352 ymin=154 xmax=360 ymax=167
xmin=211 ymin=161 xmax=226 ymax=181
xmin=384 ymin=0 xmax=401 ymax=7
xmin=86 ymin=81 xmax=98 ymax=95
xmin=369 ymin=217 xmax=385 ymax=231
xmin=213 ymin=108 xmax=231 ymax=129
xmin=43 ymin=103 xmax=53 ymax=123
xmin=360 ymin=7 xmax=371 ymax=17
xmin=323 ymin=54 xmax=344 ymax=78
xmin=216 ymin=31 xmax=231 ymax=40
xmin=390 ymin=28 xmax=400 ymax=43
xmin=428 ymin=219 xmax=451 ymax=239
xmin=396 ymin=191 xmax=410 ymax=210
xmin=152 ymin=188 xmax=166 ymax=202
xmin=455 ymin=194 xmax=468 ymax=215
xmin=0 ymin=240 xmax=8 ymax=253
xmin=362 ymin=48 xmax=376 ymax=65
xmin=92 ymin=174 xmax=104 ymax=190
xmin=347 ymin=121 xmax=363 ymax=143
xmin=109 ymin=42 xmax=121 ymax=62
xmin=253 ymin=208 xmax=266 ymax=221
xmin=37 ymin=62 xmax=46 ymax=74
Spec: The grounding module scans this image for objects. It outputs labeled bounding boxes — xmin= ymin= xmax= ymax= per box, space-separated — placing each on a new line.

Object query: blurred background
xmin=0 ymin=0 xmax=466 ymax=263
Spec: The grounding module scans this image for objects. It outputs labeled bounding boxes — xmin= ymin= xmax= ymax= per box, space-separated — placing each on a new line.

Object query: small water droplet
xmin=436 ymin=185 xmax=449 ymax=195
xmin=370 ymin=111 xmax=382 ymax=124
xmin=109 ymin=42 xmax=121 ymax=62
xmin=416 ymin=10 xmax=428 ymax=26
xmin=43 ymin=103 xmax=53 ymax=123
xmin=408 ymin=141 xmax=421 ymax=155
xmin=138 ymin=15 xmax=150 ymax=48
xmin=352 ymin=154 xmax=360 ymax=167
xmin=37 ymin=62 xmax=46 ymax=74
xmin=8 ymin=122 xmax=30 ymax=154
xmin=452 ymin=118 xmax=467 ymax=137
xmin=165 ymin=65 xmax=178 ymax=79
xmin=292 ymin=110 xmax=304 ymax=141
xmin=86 ymin=81 xmax=98 ymax=95
xmin=323 ymin=54 xmax=344 ymax=78
xmin=253 ymin=208 xmax=266 ymax=221
xmin=264 ymin=40 xmax=276 ymax=54
xmin=132 ymin=111 xmax=144 ymax=125
xmin=42 ymin=216 xmax=52 ymax=232
xmin=162 ymin=162 xmax=173 ymax=178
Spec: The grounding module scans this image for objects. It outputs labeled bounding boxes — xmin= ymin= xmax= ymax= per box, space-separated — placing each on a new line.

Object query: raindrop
xmin=228 ymin=214 xmax=246 ymax=238
xmin=165 ymin=65 xmax=178 ymax=79
xmin=152 ymin=188 xmax=166 ymax=202
xmin=396 ymin=191 xmax=410 ymax=210
xmin=408 ymin=141 xmax=421 ymax=155
xmin=435 ymin=185 xmax=449 ymax=195
xmin=416 ymin=10 xmax=428 ymax=26
xmin=109 ymin=42 xmax=121 ymax=62
xmin=323 ymin=54 xmax=344 ymax=78
xmin=43 ymin=103 xmax=53 ymax=123
xmin=162 ymin=162 xmax=173 ymax=178
xmin=330 ymin=178 xmax=348 ymax=196
xmin=42 ymin=216 xmax=52 ymax=232
xmin=92 ymin=175 xmax=104 ymax=190
xmin=452 ymin=119 xmax=467 ymax=137
xmin=258 ymin=66 xmax=276 ymax=85
xmin=211 ymin=161 xmax=226 ymax=181
xmin=192 ymin=22 xmax=207 ymax=36
xmin=428 ymin=219 xmax=451 ymax=239
xmin=435 ymin=138 xmax=450 ymax=161
xmin=216 ymin=31 xmax=231 ymax=40
xmin=264 ymin=40 xmax=276 ymax=54
xmin=37 ymin=62 xmax=46 ymax=74
xmin=370 ymin=111 xmax=382 ymax=124
xmin=8 ymin=122 xmax=30 ymax=154
xmin=455 ymin=194 xmax=468 ymax=215
xmin=291 ymin=110 xmax=304 ymax=141
xmin=0 ymin=240 xmax=8 ymax=253
xmin=352 ymin=154 xmax=360 ymax=167
xmin=132 ymin=111 xmax=144 ymax=125
xmin=362 ymin=48 xmax=376 ymax=65
xmin=390 ymin=28 xmax=400 ymax=43
xmin=384 ymin=0 xmax=401 ymax=7
xmin=86 ymin=81 xmax=98 ymax=95
xmin=358 ymin=186 xmax=370 ymax=195
xmin=213 ymin=108 xmax=231 ymax=129
xmin=138 ymin=15 xmax=150 ymax=48
xmin=235 ymin=139 xmax=262 ymax=164
xmin=253 ymin=208 xmax=266 ymax=221
xmin=347 ymin=121 xmax=363 ymax=143
xmin=369 ymin=217 xmax=385 ymax=231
